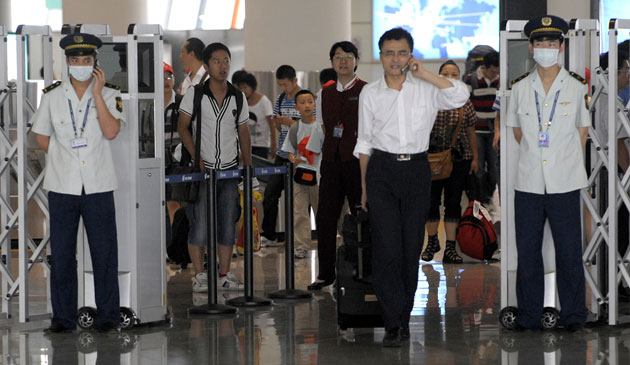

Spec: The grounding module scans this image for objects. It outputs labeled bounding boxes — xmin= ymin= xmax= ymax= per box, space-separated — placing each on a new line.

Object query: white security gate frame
xmin=0 ymin=25 xmax=54 ymax=323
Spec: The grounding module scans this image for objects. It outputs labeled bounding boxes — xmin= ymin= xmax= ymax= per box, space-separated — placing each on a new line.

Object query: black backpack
xmin=167 ymin=208 xmax=191 ymax=268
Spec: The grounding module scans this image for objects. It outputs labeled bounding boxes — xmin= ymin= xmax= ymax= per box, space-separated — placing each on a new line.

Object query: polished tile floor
xmin=1 ymin=242 xmax=630 ymax=364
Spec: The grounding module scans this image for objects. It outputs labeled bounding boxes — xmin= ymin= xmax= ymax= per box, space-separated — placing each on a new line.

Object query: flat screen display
xmin=600 ymin=0 xmax=630 ymax=53
xmin=372 ymin=0 xmax=500 ymax=60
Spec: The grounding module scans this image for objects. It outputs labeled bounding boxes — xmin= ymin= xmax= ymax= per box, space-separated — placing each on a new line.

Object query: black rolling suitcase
xmin=336 ymin=208 xmax=384 ymax=330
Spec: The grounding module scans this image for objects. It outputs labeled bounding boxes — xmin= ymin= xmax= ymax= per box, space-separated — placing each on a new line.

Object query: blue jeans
xmin=186 ymin=178 xmax=240 ymax=247
xmin=475 ymin=132 xmax=498 ymax=202
xmin=514 ymin=190 xmax=586 ymax=329
xmin=48 ymin=190 xmax=120 ymax=329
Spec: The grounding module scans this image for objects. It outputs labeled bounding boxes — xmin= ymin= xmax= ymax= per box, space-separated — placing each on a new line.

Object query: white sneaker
xmin=262 ymin=237 xmax=280 ymax=247
xmin=218 ymin=272 xmax=244 ymax=291
xmin=192 ymin=272 xmax=208 ymax=293
xmin=294 ymin=248 xmax=308 ymax=259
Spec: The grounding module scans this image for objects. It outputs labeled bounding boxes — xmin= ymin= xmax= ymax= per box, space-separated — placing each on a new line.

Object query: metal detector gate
xmin=0 ymin=25 xmax=54 ymax=323
xmin=498 ymin=19 xmax=603 ymax=329
xmin=64 ymin=23 xmax=168 ymax=328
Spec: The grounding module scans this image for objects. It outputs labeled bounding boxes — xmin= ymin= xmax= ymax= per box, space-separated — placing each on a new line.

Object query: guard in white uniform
xmin=506 ymin=15 xmax=590 ymax=332
xmin=32 ymin=33 xmax=125 ymax=333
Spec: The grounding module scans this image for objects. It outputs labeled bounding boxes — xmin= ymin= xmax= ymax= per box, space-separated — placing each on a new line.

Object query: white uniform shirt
xmin=31 ymin=79 xmax=125 ymax=195
xmin=506 ymin=67 xmax=591 ymax=194
xmin=179 ymin=84 xmax=249 ymax=170
xmin=354 ymin=74 xmax=469 ymax=157
xmin=179 ymin=64 xmax=206 ymax=96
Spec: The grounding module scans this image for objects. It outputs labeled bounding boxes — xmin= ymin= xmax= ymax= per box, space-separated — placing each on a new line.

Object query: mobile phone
xmin=401 ymin=64 xmax=409 ymax=74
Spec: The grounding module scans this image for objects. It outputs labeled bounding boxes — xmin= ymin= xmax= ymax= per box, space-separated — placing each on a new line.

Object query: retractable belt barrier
xmin=177 ymin=163 xmax=311 ymax=315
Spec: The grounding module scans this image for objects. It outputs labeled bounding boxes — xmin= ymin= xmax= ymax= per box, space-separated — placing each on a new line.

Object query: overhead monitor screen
xmin=600 ymin=0 xmax=630 ymax=53
xmin=373 ymin=0 xmax=500 ymax=60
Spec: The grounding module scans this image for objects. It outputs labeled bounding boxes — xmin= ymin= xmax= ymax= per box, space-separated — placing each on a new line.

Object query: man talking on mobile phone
xmin=32 ymin=33 xmax=125 ymax=334
xmin=354 ymin=27 xmax=469 ymax=347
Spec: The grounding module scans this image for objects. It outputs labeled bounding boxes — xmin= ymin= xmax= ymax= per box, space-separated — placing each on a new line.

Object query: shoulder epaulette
xmin=42 ymin=81 xmax=62 ymax=94
xmin=569 ymin=71 xmax=587 ymax=85
xmin=511 ymin=72 xmax=530 ymax=85
xmin=104 ymin=82 xmax=120 ymax=90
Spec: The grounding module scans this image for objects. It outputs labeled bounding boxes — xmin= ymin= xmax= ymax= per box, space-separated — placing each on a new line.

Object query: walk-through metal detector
xmin=61 ymin=23 xmax=168 ymax=329
xmin=0 ymin=25 xmax=54 ymax=323
xmin=498 ymin=19 xmax=601 ymax=332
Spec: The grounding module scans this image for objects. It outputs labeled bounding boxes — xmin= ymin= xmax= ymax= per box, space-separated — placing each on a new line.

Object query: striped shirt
xmin=179 ymin=85 xmax=249 ymax=170
xmin=273 ymin=93 xmax=302 ymax=159
xmin=465 ymin=70 xmax=499 ymax=133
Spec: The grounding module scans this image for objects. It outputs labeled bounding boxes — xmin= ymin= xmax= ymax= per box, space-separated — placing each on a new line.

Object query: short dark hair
xmin=329 ymin=41 xmax=359 ymax=72
xmin=483 ymin=51 xmax=500 ymax=68
xmin=295 ymin=89 xmax=314 ymax=102
xmin=600 ymin=40 xmax=630 ymax=71
xmin=530 ymin=34 xmax=564 ymax=45
xmin=439 ymin=60 xmax=460 ymax=74
xmin=329 ymin=41 xmax=359 ymax=61
xmin=378 ymin=27 xmax=414 ymax=53
xmin=238 ymin=72 xmax=258 ymax=90
xmin=276 ymin=65 xmax=296 ymax=80
xmin=319 ymin=68 xmax=337 ymax=86
xmin=185 ymin=38 xmax=205 ymax=61
xmin=203 ymin=42 xmax=231 ymax=65
xmin=231 ymin=70 xmax=247 ymax=85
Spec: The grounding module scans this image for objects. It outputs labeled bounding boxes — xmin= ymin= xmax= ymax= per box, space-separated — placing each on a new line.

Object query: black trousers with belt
xmin=315 ymin=159 xmax=362 ymax=282
xmin=366 ymin=151 xmax=431 ymax=330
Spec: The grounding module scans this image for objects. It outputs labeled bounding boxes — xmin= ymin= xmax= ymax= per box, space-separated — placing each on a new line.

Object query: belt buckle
xmin=397 ymin=154 xmax=411 ymax=161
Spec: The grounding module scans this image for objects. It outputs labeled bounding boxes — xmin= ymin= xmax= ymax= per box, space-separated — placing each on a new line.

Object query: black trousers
xmin=48 ymin=190 xmax=120 ymax=329
xmin=262 ymin=156 xmax=289 ymax=240
xmin=315 ymin=159 xmax=362 ymax=282
xmin=366 ymin=153 xmax=431 ymax=330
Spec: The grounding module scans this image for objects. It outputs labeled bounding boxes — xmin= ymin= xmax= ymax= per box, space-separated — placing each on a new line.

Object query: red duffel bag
xmin=456 ymin=200 xmax=498 ymax=261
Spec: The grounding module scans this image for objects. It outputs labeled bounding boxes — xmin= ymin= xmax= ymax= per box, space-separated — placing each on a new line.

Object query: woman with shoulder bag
xmin=421 ymin=60 xmax=479 ymax=263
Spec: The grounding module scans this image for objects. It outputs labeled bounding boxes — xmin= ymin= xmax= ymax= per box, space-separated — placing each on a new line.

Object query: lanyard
xmin=67 ymin=98 xmax=92 ymax=138
xmin=341 ymin=76 xmax=358 ymax=92
xmin=534 ymin=90 xmax=560 ymax=132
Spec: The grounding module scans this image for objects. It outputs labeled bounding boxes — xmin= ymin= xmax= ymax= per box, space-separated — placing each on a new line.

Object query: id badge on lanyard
xmin=535 ymin=90 xmax=559 ymax=148
xmin=333 ymin=122 xmax=343 ymax=138
xmin=68 ymin=98 xmax=92 ymax=149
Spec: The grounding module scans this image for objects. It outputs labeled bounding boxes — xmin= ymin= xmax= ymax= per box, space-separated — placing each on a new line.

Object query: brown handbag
xmin=428 ymin=107 xmax=464 ymax=180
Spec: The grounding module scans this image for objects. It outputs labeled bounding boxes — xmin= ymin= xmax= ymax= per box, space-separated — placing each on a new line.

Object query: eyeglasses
xmin=381 ymin=50 xmax=410 ymax=58
xmin=164 ymin=76 xmax=173 ymax=81
xmin=333 ymin=54 xmax=355 ymax=61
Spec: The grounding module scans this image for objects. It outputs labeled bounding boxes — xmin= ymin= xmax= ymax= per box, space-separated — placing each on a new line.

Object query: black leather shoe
xmin=307 ymin=279 xmax=333 ymax=291
xmin=382 ymin=328 xmax=401 ymax=347
xmin=399 ymin=327 xmax=410 ymax=341
xmin=43 ymin=323 xmax=75 ymax=334
xmin=96 ymin=322 xmax=121 ymax=334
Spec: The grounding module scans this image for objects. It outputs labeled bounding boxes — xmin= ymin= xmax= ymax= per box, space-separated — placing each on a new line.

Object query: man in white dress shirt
xmin=179 ymin=37 xmax=206 ymax=96
xmin=32 ymin=33 xmax=125 ymax=333
xmin=354 ymin=27 xmax=469 ymax=347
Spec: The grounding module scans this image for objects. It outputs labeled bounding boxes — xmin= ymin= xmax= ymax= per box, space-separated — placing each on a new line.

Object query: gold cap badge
xmin=73 ymin=35 xmax=83 ymax=43
xmin=542 ymin=17 xmax=552 ymax=26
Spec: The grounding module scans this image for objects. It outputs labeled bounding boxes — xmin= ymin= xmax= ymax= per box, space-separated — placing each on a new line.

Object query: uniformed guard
xmin=506 ymin=15 xmax=589 ymax=332
xmin=32 ymin=33 xmax=125 ymax=333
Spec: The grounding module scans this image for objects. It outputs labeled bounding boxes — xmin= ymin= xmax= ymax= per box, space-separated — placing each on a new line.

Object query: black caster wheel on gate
xmin=540 ymin=307 xmax=560 ymax=330
xmin=77 ymin=307 xmax=97 ymax=330
xmin=499 ymin=306 xmax=518 ymax=330
xmin=120 ymin=307 xmax=136 ymax=330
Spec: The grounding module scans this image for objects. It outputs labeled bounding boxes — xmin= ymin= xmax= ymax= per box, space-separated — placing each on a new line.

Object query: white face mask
xmin=533 ymin=48 xmax=559 ymax=68
xmin=69 ymin=65 xmax=94 ymax=82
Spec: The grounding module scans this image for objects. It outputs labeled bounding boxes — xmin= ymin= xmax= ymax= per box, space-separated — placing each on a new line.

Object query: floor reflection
xmin=1 ymin=249 xmax=630 ymax=364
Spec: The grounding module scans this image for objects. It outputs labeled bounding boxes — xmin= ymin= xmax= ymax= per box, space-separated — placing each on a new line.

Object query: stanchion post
xmin=189 ymin=170 xmax=237 ymax=315
xmin=268 ymin=163 xmax=312 ymax=300
xmin=226 ymin=166 xmax=272 ymax=307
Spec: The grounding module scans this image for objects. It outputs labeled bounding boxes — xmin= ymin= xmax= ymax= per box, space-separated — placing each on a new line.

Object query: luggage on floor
xmin=168 ymin=207 xmax=191 ymax=268
xmin=456 ymin=200 xmax=498 ymax=261
xmin=336 ymin=208 xmax=384 ymax=330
